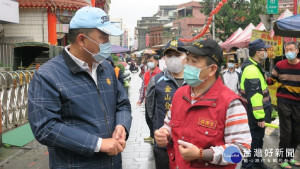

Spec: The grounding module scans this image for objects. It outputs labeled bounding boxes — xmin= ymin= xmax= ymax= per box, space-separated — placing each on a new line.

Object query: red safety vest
xmin=168 ymin=78 xmax=241 ymax=169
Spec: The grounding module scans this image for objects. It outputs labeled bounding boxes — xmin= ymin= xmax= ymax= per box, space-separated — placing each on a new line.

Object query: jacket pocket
xmin=194 ymin=125 xmax=218 ymax=137
xmin=169 ymin=120 xmax=181 ymax=128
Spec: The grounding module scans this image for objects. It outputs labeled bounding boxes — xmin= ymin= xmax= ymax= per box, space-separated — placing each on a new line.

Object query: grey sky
xmin=109 ymin=0 xmax=195 ymax=33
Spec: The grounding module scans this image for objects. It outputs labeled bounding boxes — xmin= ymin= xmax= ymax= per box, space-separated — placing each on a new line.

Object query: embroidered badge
xmin=165 ymin=102 xmax=171 ymax=110
xmin=165 ymin=86 xmax=172 ymax=93
xmin=164 ymin=94 xmax=171 ymax=101
xmin=106 ymin=78 xmax=111 ymax=85
xmin=198 ymin=117 xmax=217 ymax=129
xmin=170 ymin=40 xmax=178 ymax=47
xmin=193 ymin=42 xmax=204 ymax=48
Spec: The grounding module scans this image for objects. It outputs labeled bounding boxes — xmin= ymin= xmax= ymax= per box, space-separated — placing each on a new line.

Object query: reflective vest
xmin=168 ymin=78 xmax=239 ymax=169
xmin=240 ymin=58 xmax=271 ymax=129
xmin=114 ymin=67 xmax=120 ymax=79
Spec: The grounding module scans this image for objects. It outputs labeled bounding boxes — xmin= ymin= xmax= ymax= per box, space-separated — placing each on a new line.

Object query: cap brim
xmin=164 ymin=47 xmax=181 ymax=55
xmin=97 ymin=24 xmax=124 ymax=36
xmin=264 ymin=44 xmax=271 ymax=48
xmin=177 ymin=46 xmax=207 ymax=56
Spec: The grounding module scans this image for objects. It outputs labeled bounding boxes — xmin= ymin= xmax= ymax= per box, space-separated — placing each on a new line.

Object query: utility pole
xmin=212 ymin=0 xmax=215 ymax=40
xmin=269 ymin=14 xmax=274 ymax=73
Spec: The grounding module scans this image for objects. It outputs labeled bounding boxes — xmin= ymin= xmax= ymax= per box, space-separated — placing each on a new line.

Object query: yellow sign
xmin=251 ymin=30 xmax=283 ymax=58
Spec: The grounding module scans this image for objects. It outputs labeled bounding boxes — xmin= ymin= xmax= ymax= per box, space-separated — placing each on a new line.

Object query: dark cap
xmin=164 ymin=40 xmax=185 ymax=55
xmin=248 ymin=39 xmax=271 ymax=51
xmin=178 ymin=38 xmax=223 ymax=66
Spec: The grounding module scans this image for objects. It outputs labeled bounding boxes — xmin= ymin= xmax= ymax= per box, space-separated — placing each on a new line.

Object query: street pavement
xmin=0 ymin=70 xmax=299 ymax=169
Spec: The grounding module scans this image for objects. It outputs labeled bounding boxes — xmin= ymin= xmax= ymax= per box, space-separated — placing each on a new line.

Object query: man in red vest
xmin=137 ymin=54 xmax=161 ymax=143
xmin=154 ymin=39 xmax=251 ymax=169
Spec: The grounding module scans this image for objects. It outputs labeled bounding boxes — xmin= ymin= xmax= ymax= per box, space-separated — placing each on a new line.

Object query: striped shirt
xmin=267 ymin=59 xmax=300 ymax=105
xmin=162 ymin=98 xmax=251 ymax=165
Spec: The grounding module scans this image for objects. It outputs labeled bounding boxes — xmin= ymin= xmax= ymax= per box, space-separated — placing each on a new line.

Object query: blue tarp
xmin=111 ymin=44 xmax=130 ymax=53
xmin=274 ymin=14 xmax=300 ymax=37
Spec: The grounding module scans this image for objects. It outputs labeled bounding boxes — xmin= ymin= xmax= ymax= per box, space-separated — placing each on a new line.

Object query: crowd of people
xmin=27 ymin=6 xmax=299 ymax=169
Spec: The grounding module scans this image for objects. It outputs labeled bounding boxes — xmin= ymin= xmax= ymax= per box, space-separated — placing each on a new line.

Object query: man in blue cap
xmin=28 ymin=6 xmax=132 ymax=169
xmin=240 ymin=39 xmax=272 ymax=169
xmin=146 ymin=39 xmax=186 ymax=169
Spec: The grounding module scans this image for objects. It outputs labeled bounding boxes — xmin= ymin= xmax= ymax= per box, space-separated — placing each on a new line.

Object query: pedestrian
xmin=146 ymin=40 xmax=186 ymax=169
xmin=267 ymin=41 xmax=300 ymax=169
xmin=154 ymin=39 xmax=251 ymax=169
xmin=240 ymin=39 xmax=272 ymax=169
xmin=107 ymin=55 xmax=125 ymax=85
xmin=139 ymin=56 xmax=148 ymax=79
xmin=137 ymin=54 xmax=161 ymax=143
xmin=222 ymin=57 xmax=241 ymax=95
xmin=28 ymin=6 xmax=132 ymax=169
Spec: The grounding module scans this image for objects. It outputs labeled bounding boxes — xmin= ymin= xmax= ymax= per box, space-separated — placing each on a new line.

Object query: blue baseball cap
xmin=248 ymin=39 xmax=271 ymax=51
xmin=70 ymin=6 xmax=124 ymax=36
xmin=164 ymin=40 xmax=185 ymax=55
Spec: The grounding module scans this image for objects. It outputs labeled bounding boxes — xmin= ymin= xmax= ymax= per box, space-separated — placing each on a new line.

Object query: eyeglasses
xmin=257 ymin=49 xmax=267 ymax=51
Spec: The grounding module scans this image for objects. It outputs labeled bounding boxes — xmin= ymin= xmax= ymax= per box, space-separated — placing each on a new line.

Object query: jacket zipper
xmin=96 ymin=87 xmax=113 ymax=169
xmin=83 ymin=70 xmax=113 ymax=168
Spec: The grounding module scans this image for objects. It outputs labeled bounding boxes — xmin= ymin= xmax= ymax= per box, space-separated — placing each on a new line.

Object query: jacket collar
xmin=182 ymin=77 xmax=223 ymax=103
xmin=62 ymin=48 xmax=104 ymax=74
xmin=249 ymin=57 xmax=265 ymax=75
xmin=159 ymin=69 xmax=186 ymax=87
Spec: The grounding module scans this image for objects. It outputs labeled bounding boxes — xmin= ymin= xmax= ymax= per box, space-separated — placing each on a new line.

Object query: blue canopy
xmin=111 ymin=44 xmax=130 ymax=53
xmin=274 ymin=14 xmax=300 ymax=37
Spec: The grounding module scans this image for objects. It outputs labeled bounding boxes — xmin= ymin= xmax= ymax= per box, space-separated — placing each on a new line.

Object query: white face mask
xmin=259 ymin=51 xmax=268 ymax=60
xmin=228 ymin=63 xmax=235 ymax=68
xmin=165 ymin=55 xmax=186 ymax=73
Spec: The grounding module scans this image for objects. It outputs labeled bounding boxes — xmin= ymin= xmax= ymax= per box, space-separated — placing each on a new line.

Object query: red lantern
xmin=219 ymin=2 xmax=224 ymax=6
xmin=222 ymin=0 xmax=228 ymax=3
xmin=216 ymin=6 xmax=221 ymax=10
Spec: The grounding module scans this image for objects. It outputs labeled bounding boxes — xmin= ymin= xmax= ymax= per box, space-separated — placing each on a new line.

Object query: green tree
xmin=200 ymin=0 xmax=267 ymax=41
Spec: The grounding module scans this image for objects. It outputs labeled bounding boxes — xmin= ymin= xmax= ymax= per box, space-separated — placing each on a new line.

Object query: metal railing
xmin=0 ymin=70 xmax=35 ymax=132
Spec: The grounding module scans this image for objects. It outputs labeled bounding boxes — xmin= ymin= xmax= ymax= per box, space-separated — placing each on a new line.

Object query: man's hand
xmin=178 ymin=140 xmax=200 ymax=161
xmin=154 ymin=128 xmax=170 ymax=147
xmin=100 ymin=138 xmax=124 ymax=156
xmin=113 ymin=125 xmax=126 ymax=141
xmin=136 ymin=100 xmax=142 ymax=107
xmin=258 ymin=121 xmax=265 ymax=128
xmin=112 ymin=125 xmax=127 ymax=149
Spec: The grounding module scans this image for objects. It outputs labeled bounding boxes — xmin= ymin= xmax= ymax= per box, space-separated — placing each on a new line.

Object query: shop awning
xmin=274 ymin=14 xmax=300 ymax=37
xmin=17 ymin=0 xmax=90 ymax=10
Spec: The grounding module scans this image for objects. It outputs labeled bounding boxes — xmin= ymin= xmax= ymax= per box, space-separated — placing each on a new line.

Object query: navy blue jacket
xmin=28 ymin=49 xmax=132 ymax=169
xmin=145 ymin=70 xmax=185 ymax=148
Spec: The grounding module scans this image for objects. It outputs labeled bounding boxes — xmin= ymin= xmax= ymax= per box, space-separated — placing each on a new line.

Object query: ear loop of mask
xmin=81 ymin=35 xmax=99 ymax=56
xmin=199 ymin=65 xmax=213 ymax=81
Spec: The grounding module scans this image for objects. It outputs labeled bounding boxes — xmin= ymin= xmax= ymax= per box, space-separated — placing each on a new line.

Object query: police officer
xmin=240 ymin=39 xmax=272 ymax=169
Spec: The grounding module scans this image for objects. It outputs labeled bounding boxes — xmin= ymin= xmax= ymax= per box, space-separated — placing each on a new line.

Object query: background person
xmin=267 ymin=41 xmax=300 ymax=169
xmin=240 ymin=39 xmax=272 ymax=169
xmin=137 ymin=54 xmax=161 ymax=143
xmin=222 ymin=57 xmax=241 ymax=95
